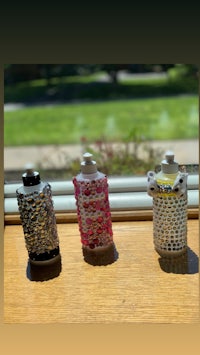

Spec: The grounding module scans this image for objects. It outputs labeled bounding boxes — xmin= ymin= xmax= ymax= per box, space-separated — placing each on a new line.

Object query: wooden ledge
xmin=4 ymin=219 xmax=199 ymax=324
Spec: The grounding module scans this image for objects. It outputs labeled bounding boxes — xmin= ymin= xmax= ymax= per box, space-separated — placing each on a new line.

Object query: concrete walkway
xmin=4 ymin=139 xmax=199 ymax=171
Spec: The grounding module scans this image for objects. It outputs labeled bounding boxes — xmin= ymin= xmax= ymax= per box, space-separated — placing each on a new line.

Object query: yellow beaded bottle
xmin=147 ymin=151 xmax=188 ymax=258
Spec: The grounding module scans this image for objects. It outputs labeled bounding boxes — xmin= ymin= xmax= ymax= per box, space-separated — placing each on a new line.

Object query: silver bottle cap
xmin=22 ymin=163 xmax=41 ymax=186
xmin=161 ymin=151 xmax=179 ymax=174
xmin=81 ymin=152 xmax=97 ymax=174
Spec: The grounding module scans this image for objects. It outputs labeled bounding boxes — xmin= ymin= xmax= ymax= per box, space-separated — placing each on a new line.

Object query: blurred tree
xmin=127 ymin=64 xmax=175 ymax=73
xmin=166 ymin=64 xmax=198 ymax=85
xmin=75 ymin=64 xmax=101 ymax=76
xmin=4 ymin=64 xmax=41 ymax=84
xmin=100 ymin=64 xmax=176 ymax=83
xmin=4 ymin=64 xmax=197 ymax=86
xmin=100 ymin=64 xmax=130 ymax=84
xmin=4 ymin=64 xmax=99 ymax=85
xmin=167 ymin=64 xmax=198 ymax=79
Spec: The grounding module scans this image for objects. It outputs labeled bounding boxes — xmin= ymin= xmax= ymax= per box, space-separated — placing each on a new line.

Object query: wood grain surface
xmin=4 ymin=220 xmax=199 ymax=324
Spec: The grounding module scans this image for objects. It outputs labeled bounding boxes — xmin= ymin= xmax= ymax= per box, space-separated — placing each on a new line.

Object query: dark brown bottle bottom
xmin=29 ymin=246 xmax=60 ymax=264
xmin=82 ymin=242 xmax=118 ymax=266
xmin=28 ymin=247 xmax=62 ymax=281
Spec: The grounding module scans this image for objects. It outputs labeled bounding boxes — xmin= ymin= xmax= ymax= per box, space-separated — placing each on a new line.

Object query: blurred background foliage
xmin=4 ymin=64 xmax=199 ymax=179
xmin=4 ymin=64 xmax=198 ymax=103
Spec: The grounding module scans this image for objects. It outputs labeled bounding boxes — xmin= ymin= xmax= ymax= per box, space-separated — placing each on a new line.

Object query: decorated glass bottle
xmin=147 ymin=151 xmax=188 ymax=258
xmin=16 ymin=167 xmax=61 ymax=279
xmin=73 ymin=152 xmax=117 ymax=265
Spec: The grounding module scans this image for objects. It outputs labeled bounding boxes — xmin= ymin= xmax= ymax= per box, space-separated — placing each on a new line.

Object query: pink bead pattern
xmin=73 ymin=176 xmax=113 ymax=249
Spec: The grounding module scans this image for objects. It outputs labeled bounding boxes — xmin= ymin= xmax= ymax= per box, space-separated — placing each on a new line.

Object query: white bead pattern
xmin=153 ymin=194 xmax=187 ymax=256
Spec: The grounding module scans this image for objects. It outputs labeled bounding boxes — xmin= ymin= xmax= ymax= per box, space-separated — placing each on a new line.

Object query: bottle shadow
xmin=26 ymin=255 xmax=62 ymax=281
xmin=158 ymin=247 xmax=199 ymax=274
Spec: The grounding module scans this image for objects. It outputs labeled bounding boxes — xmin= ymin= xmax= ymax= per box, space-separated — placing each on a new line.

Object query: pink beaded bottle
xmin=73 ymin=153 xmax=118 ymax=265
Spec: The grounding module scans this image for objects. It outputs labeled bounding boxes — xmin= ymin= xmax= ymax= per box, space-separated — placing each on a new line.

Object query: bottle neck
xmin=156 ymin=170 xmax=179 ymax=184
xmin=77 ymin=170 xmax=105 ymax=181
xmin=160 ymin=151 xmax=179 ymax=174
xmin=17 ymin=181 xmax=45 ymax=195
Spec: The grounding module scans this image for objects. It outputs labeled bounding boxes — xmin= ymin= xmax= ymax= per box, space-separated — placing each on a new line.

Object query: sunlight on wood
xmin=4 ymin=220 xmax=199 ymax=324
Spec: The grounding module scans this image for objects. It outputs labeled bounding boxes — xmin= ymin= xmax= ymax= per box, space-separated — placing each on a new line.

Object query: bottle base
xmin=155 ymin=246 xmax=187 ymax=259
xmin=28 ymin=253 xmax=62 ymax=281
xmin=82 ymin=242 xmax=118 ymax=266
xmin=29 ymin=253 xmax=61 ymax=266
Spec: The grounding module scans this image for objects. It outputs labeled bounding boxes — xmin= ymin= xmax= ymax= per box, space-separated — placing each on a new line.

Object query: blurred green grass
xmin=4 ymin=95 xmax=198 ymax=146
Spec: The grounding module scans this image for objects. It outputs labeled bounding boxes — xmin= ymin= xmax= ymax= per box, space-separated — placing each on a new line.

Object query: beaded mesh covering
xmin=147 ymin=171 xmax=188 ymax=256
xmin=73 ymin=176 xmax=113 ymax=249
xmin=16 ymin=184 xmax=59 ymax=255
xmin=153 ymin=194 xmax=187 ymax=255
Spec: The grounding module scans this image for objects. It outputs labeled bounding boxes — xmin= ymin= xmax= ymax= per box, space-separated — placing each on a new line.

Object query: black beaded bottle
xmin=16 ymin=167 xmax=61 ymax=280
